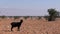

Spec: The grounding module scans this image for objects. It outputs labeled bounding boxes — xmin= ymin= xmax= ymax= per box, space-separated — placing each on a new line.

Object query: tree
xmin=48 ymin=8 xmax=58 ymax=21
xmin=56 ymin=12 xmax=60 ymax=17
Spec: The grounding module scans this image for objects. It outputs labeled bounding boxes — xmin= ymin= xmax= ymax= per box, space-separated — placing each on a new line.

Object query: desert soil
xmin=0 ymin=18 xmax=60 ymax=34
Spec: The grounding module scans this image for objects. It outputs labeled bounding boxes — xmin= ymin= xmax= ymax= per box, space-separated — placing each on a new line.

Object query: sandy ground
xmin=0 ymin=18 xmax=60 ymax=34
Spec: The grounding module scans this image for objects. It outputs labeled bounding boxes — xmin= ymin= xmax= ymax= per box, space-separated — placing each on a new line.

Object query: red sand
xmin=0 ymin=18 xmax=60 ymax=34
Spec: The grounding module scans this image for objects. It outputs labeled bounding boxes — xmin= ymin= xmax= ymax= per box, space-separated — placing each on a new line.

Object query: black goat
xmin=11 ymin=19 xmax=23 ymax=31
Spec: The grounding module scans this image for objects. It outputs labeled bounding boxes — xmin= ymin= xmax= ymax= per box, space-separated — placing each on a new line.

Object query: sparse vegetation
xmin=30 ymin=16 xmax=32 ymax=19
xmin=13 ymin=16 xmax=20 ymax=20
xmin=24 ymin=16 xmax=30 ymax=19
xmin=44 ymin=15 xmax=48 ymax=20
xmin=37 ymin=16 xmax=41 ymax=20
xmin=48 ymin=8 xmax=58 ymax=21
xmin=0 ymin=15 xmax=6 ymax=19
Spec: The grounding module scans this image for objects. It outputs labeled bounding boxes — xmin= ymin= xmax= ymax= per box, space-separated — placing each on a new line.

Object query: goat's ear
xmin=21 ymin=20 xmax=23 ymax=22
xmin=20 ymin=19 xmax=23 ymax=21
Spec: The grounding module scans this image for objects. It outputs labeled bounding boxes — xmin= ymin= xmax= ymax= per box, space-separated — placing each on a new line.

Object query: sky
xmin=0 ymin=0 xmax=60 ymax=16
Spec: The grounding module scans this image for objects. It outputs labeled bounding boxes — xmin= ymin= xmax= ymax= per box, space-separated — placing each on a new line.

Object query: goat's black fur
xmin=11 ymin=19 xmax=23 ymax=31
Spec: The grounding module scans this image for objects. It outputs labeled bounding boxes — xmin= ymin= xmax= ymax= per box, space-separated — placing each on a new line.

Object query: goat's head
xmin=20 ymin=19 xmax=23 ymax=23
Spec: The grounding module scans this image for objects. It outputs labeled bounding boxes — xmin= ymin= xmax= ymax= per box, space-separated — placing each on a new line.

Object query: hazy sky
xmin=0 ymin=0 xmax=60 ymax=16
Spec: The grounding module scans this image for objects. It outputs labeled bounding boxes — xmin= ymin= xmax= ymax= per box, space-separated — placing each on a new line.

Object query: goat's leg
xmin=17 ymin=26 xmax=20 ymax=31
xmin=11 ymin=26 xmax=13 ymax=31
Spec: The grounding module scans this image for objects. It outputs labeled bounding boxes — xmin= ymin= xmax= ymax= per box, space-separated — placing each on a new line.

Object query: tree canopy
xmin=48 ymin=8 xmax=58 ymax=21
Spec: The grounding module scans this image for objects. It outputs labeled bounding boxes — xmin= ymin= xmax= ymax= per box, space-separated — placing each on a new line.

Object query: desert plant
xmin=44 ymin=15 xmax=48 ymax=20
xmin=24 ymin=16 xmax=29 ymax=19
xmin=13 ymin=16 xmax=20 ymax=20
xmin=38 ymin=16 xmax=41 ymax=20
xmin=30 ymin=16 xmax=33 ymax=19
xmin=0 ymin=15 xmax=6 ymax=19
xmin=48 ymin=8 xmax=58 ymax=21
xmin=8 ymin=16 xmax=13 ymax=18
